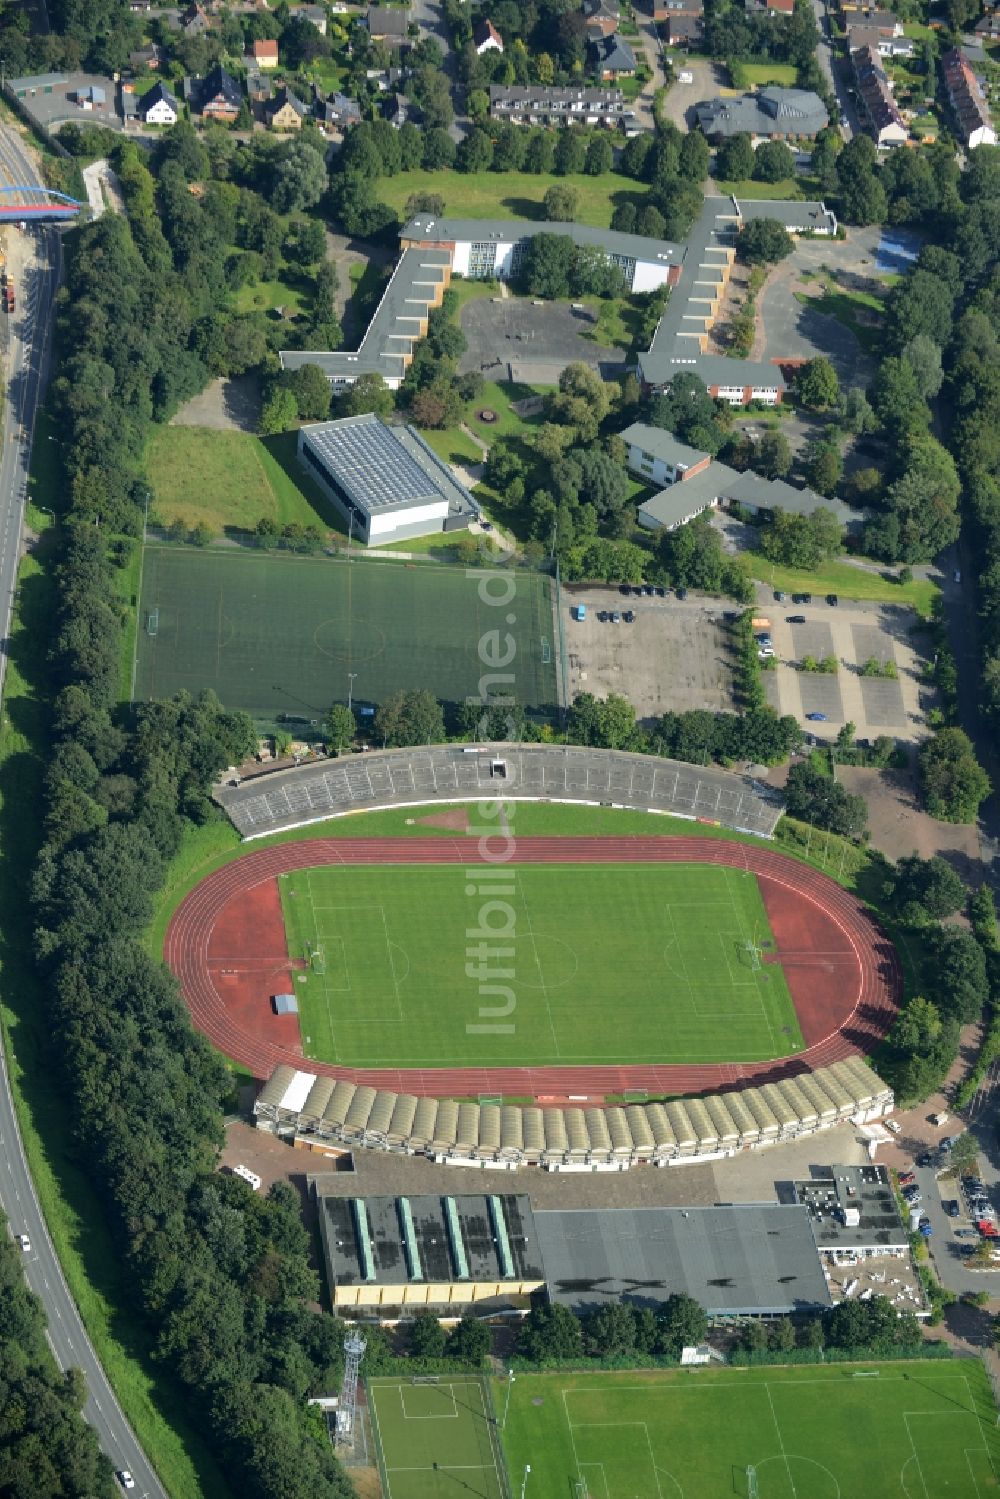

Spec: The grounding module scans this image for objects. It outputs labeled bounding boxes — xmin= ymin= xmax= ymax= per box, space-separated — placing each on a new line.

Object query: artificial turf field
xmin=277 ymin=861 xmax=803 ymax=1068
xmin=496 ymin=1363 xmax=1000 ymax=1499
xmin=368 ymin=1377 xmax=507 ymax=1499
xmin=133 ymin=546 xmax=559 ymax=719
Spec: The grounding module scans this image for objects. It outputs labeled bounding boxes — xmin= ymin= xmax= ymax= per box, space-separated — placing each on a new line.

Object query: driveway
xmin=633 ymin=11 xmax=670 ymax=130
xmin=659 ymin=57 xmax=727 ymax=132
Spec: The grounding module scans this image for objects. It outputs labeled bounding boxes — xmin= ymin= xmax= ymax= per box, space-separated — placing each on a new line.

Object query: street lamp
xmin=347 ymin=672 xmax=357 ymax=712
xmin=520 ymin=1463 xmax=531 ymax=1499
xmin=502 ymin=1369 xmax=515 ymax=1430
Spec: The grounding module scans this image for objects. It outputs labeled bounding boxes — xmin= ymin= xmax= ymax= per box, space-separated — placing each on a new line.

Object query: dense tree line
xmin=0 ymin=1213 xmax=115 ymax=1497
xmin=33 ymin=145 xmax=364 ymax=1497
xmin=566 ymin=690 xmax=802 ymax=766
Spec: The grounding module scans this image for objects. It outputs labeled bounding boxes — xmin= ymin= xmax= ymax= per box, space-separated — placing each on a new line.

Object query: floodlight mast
xmin=336 ymin=1331 xmax=367 ymax=1445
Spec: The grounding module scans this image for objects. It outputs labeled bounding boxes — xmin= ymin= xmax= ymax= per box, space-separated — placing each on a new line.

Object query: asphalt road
xmin=811 ymin=0 xmax=860 ymax=139
xmin=0 ymin=124 xmax=169 ymax=1499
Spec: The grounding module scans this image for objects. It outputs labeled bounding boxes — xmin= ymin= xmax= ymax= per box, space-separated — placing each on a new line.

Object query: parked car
xmin=623 ymin=610 xmax=635 ymax=623
xmin=944 ymin=1200 xmax=960 ymax=1217
xmin=786 ymin=614 xmax=806 ymax=624
xmin=619 ymin=584 xmax=631 ymax=595
xmin=826 ymin=594 xmax=839 ymax=606
xmin=611 ymin=611 xmax=621 ymax=623
xmin=898 ymin=1171 xmax=915 ymax=1186
xmin=917 ymin=1152 xmax=935 ymax=1167
xmin=597 ymin=610 xmax=607 ymax=622
xmin=16 ymin=1234 xmax=29 ymax=1252
xmin=806 ymin=712 xmax=828 ymax=722
xmin=655 ymin=586 xmax=667 ymax=597
xmin=675 ymin=586 xmax=688 ymax=599
xmin=885 ymin=1118 xmax=901 ymax=1134
xmin=773 ymin=590 xmax=785 ymax=602
xmin=956 ymin=1228 xmax=980 ymax=1240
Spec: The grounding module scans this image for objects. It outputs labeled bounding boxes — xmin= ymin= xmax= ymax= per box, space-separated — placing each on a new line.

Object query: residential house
xmin=746 ymin=0 xmax=795 ymax=14
xmin=179 ymin=1 xmax=213 ymax=34
xmin=139 ymin=79 xmax=180 ymax=123
xmin=695 ymin=86 xmax=829 ymax=140
xmin=846 ymin=20 xmax=914 ymax=55
xmin=663 ymin=0 xmax=704 ymax=46
xmin=488 ymin=83 xmax=635 ymax=127
xmin=383 ymin=90 xmax=409 ymax=126
xmin=300 ymin=3 xmax=328 ymax=33
xmin=974 ymin=10 xmax=1000 ymax=40
xmin=246 ymin=67 xmax=272 ymax=105
xmin=582 ymin=0 xmax=621 ymax=37
xmin=941 ymin=45 xmax=997 ymax=147
xmin=590 ymin=33 xmax=637 ymax=79
xmin=251 ymin=37 xmax=279 ymax=68
xmin=365 ymin=4 xmax=410 ymax=44
xmin=473 ymin=17 xmax=503 ymax=52
xmin=852 ymin=44 xmax=907 ymax=145
xmin=267 ymin=85 xmax=308 ymax=128
xmin=128 ymin=42 xmax=165 ymax=70
xmin=186 ymin=64 xmax=243 ymax=121
xmin=621 ymin=423 xmax=713 ymax=487
xmin=315 ymin=87 xmax=361 ymax=128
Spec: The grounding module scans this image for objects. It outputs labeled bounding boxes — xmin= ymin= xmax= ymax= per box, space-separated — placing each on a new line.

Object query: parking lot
xmin=757 ymin=591 xmax=928 ymax=742
xmin=459 ymin=296 xmax=625 ymax=383
xmin=562 ymin=585 xmax=736 ymax=720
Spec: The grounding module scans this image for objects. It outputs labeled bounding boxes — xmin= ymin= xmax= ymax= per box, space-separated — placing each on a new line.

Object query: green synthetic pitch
xmin=497 ymin=1362 xmax=1000 ymax=1499
xmin=133 ymin=546 xmax=559 ymax=719
xmin=277 ymin=861 xmax=803 ymax=1068
xmin=368 ymin=1377 xmax=507 ymax=1499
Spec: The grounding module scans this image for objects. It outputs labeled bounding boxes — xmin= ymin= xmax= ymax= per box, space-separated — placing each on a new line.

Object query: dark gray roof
xmin=402 ymin=212 xmax=682 ymax=269
xmin=269 ymin=85 xmax=308 ymax=117
xmin=300 ymin=414 xmax=476 ymax=518
xmin=140 ymin=79 xmax=178 ymax=115
xmin=536 ymin=1205 xmax=831 ymax=1316
xmin=786 ymin=1165 xmax=908 ymax=1250
xmin=621 ymin=421 xmax=710 ymax=470
xmin=282 ymin=246 xmax=452 ymax=381
xmin=736 ymin=198 xmax=838 ymax=234
xmin=696 ymin=86 xmax=828 ymax=138
xmin=366 ymin=4 xmax=409 ymax=34
xmin=591 ymin=32 xmax=637 ymax=71
xmin=319 ymin=1193 xmax=544 ymax=1289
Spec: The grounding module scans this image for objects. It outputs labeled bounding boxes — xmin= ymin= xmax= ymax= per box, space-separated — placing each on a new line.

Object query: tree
xmin=885 ymin=269 xmax=955 ymax=352
xmin=584 ymin=1303 xmax=637 ymax=1357
xmin=887 ymin=854 xmax=966 ymax=924
xmin=374 ymin=690 xmax=446 ymax=747
xmin=422 ymin=127 xmax=457 ymax=169
xmin=404 ymin=190 xmax=446 ymax=218
xmin=325 ymin=704 xmax=356 ymax=754
xmin=736 ymin=218 xmax=793 ymax=266
xmin=259 ymin=385 xmax=298 ymax=435
xmin=543 ymin=183 xmax=580 ymax=221
xmin=757 ymin=429 xmax=791 ymax=478
xmin=585 ymin=134 xmax=613 ymax=176
xmin=889 ymin=993 xmax=943 ymax=1055
xmin=282 ymin=364 xmax=331 ymax=422
xmin=457 ymin=127 xmax=494 ymax=173
xmin=795 ymin=356 xmax=840 ymax=412
xmin=679 ymin=129 xmax=710 ymax=183
xmin=716 ymin=133 xmax=755 ymax=183
xmin=447 ymin=1315 xmax=491 ymax=1365
xmin=840 ymin=386 xmax=876 ymax=435
xmin=884 ymin=435 xmax=960 ymax=562
xmin=931 ymin=927 xmax=990 ymax=1024
xmin=408 ymin=1310 xmax=447 ymax=1359
xmin=802 ymin=441 xmax=843 ymax=497
xmin=554 ymin=129 xmax=586 ymax=176
xmin=339 ymin=372 xmax=395 ymax=419
xmin=872 ymin=356 xmax=929 ymax=440
xmin=753 ymin=140 xmax=796 ymax=184
xmin=918 ymin=728 xmax=991 ymax=823
xmin=520 ymin=232 xmax=576 ymax=298
xmin=784 ymin=762 xmax=868 ymax=837
xmin=269 ymin=137 xmax=327 ymax=214
xmin=656 ymin=1293 xmax=707 ymax=1356
xmin=567 ymin=691 xmax=637 ymax=749
xmin=902 ymin=334 xmax=944 ymax=401
xmin=517 ymin=1303 xmax=584 ymax=1361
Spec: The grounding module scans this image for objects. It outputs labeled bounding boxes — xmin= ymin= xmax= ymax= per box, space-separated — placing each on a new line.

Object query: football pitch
xmin=277 ymin=861 xmax=803 ymax=1068
xmin=132 ymin=546 xmax=559 ymax=720
xmin=496 ymin=1362 xmax=1000 ymax=1498
xmin=368 ymin=1377 xmax=507 ymax=1499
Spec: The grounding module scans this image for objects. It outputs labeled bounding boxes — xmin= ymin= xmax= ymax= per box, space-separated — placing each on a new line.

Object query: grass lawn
xmin=793 ymin=280 xmax=885 ymax=354
xmin=376 ymin=169 xmax=644 ymax=229
xmin=751 ymin=552 xmax=938 ymax=613
xmin=231 ymin=271 xmax=308 ymax=318
xmin=3 ymin=409 xmax=234 ymax=1499
xmin=277 ymin=860 xmax=802 ymax=1068
xmin=369 ymin=1377 xmax=506 ymax=1499
xmin=714 ymin=176 xmax=805 ymax=200
xmin=497 ymin=1361 xmax=1000 ymax=1499
xmin=145 ymin=426 xmax=344 ymax=536
xmin=739 ymin=61 xmax=800 ymax=86
xmin=411 ymin=378 xmax=549 ymax=474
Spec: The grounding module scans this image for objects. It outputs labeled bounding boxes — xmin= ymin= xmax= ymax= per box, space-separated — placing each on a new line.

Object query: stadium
xmin=163 ymin=745 xmax=901 ymax=1169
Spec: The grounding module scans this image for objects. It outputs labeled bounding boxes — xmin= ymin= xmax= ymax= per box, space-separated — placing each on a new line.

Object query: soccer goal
xmin=145 ymin=607 xmax=159 ymax=637
xmin=309 ymin=943 xmax=327 ymax=976
xmin=746 ymin=1465 xmax=759 ymax=1499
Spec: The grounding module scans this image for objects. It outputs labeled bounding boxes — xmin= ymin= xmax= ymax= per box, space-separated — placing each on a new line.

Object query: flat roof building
xmin=317 ymin=1191 xmax=546 ymax=1309
xmin=784 ymin=1164 xmax=909 ymax=1253
xmin=297 ymin=413 xmax=479 ymax=545
xmin=536 ymin=1204 xmax=832 ymax=1317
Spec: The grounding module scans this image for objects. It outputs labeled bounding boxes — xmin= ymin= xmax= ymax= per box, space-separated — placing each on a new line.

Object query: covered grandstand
xmin=253 ymin=1057 xmax=893 ymax=1170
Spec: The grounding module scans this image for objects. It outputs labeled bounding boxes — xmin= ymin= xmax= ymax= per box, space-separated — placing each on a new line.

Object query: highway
xmin=0 ymin=121 xmax=170 ymax=1499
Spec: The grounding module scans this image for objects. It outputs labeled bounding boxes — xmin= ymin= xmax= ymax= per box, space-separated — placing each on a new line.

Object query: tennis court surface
xmin=368 ymin=1376 xmax=507 ymax=1499
xmin=133 ymin=546 xmax=559 ymax=719
xmin=277 ymin=861 xmax=803 ymax=1069
xmin=498 ymin=1362 xmax=1000 ymax=1498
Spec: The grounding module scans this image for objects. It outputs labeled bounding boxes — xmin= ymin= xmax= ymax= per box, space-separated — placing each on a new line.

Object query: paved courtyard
xmin=758 ymin=592 xmax=928 ymax=742
xmin=459 ymin=296 xmax=624 ymax=383
xmin=562 ymin=586 xmax=737 ymax=719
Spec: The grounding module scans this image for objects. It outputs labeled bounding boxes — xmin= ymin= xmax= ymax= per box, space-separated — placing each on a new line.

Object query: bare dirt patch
xmin=837 ymin=764 xmax=982 ymax=882
xmin=171 ymin=374 xmax=261 ymax=432
xmin=415 ymin=808 xmax=471 ymax=831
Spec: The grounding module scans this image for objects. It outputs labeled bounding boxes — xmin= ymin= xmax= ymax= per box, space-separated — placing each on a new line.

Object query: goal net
xmin=309 ymin=943 xmax=326 ymax=975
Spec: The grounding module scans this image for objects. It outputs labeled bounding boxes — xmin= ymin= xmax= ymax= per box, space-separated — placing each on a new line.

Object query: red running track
xmin=164 ymin=837 xmax=902 ymax=1097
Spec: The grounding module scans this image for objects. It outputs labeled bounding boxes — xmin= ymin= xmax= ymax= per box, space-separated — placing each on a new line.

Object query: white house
xmin=473 ymin=17 xmax=503 ymax=52
xmin=139 ymin=81 xmax=179 ymax=124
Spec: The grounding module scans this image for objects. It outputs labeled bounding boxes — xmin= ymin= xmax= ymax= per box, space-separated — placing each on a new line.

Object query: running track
xmin=164 ymin=837 xmax=902 ymax=1097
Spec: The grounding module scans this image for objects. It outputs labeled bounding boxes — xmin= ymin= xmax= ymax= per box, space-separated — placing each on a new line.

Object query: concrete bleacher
xmin=215 ymin=744 xmax=784 ymax=841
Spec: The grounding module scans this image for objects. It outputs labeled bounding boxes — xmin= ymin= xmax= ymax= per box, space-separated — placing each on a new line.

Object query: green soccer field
xmin=368 ymin=1376 xmax=507 ymax=1499
xmin=497 ymin=1362 xmax=1000 ymax=1499
xmin=277 ymin=861 xmax=803 ymax=1068
xmin=133 ymin=546 xmax=559 ymax=720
